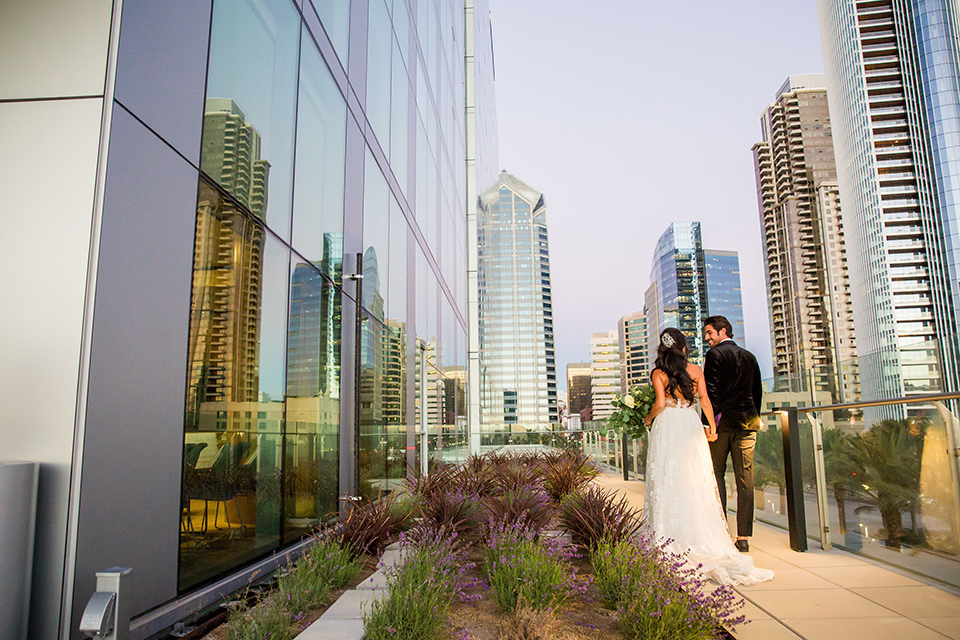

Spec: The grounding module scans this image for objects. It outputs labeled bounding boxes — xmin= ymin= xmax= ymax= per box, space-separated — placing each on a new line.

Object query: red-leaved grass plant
xmin=480 ymin=484 xmax=556 ymax=539
xmin=538 ymin=449 xmax=600 ymax=502
xmin=558 ymin=485 xmax=644 ymax=547
xmin=326 ymin=493 xmax=409 ymax=558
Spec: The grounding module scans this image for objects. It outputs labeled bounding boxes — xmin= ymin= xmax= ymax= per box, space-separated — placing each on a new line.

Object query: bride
xmin=642 ymin=327 xmax=774 ymax=586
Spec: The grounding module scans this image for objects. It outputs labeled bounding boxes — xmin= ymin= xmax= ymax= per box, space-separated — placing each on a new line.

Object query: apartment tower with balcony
xmin=752 ymin=75 xmax=859 ymax=401
xmin=589 ymin=330 xmax=622 ymax=421
xmin=817 ymin=0 xmax=960 ymax=401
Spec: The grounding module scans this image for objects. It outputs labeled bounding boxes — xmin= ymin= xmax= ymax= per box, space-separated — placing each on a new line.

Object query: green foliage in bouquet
xmin=606 ymin=384 xmax=656 ymax=439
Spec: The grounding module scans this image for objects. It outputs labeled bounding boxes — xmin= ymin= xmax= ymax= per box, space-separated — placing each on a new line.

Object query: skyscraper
xmin=566 ymin=362 xmax=593 ymax=417
xmin=618 ymin=311 xmax=649 ymax=392
xmin=818 ymin=0 xmax=960 ymax=400
xmin=752 ymin=75 xmax=858 ymax=400
xmin=645 ymin=223 xmax=748 ymax=370
xmin=645 ymin=222 xmax=709 ymax=364
xmin=704 ymin=249 xmax=746 ymax=345
xmin=590 ymin=330 xmax=621 ymax=421
xmin=200 ymin=98 xmax=270 ymax=220
xmin=477 ymin=172 xmax=558 ymax=432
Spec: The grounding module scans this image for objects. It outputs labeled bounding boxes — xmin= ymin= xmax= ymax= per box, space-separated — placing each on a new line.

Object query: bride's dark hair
xmin=653 ymin=327 xmax=696 ymax=402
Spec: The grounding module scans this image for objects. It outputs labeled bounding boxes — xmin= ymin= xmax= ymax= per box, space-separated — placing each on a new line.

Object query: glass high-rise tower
xmin=644 ymin=223 xmax=747 ymax=369
xmin=704 ymin=249 xmax=746 ymax=345
xmin=817 ymin=0 xmax=960 ymax=401
xmin=477 ymin=172 xmax=558 ymax=434
xmin=645 ymin=222 xmax=709 ymax=364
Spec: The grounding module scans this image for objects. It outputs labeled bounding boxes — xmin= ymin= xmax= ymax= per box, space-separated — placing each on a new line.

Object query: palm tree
xmin=754 ymin=426 xmax=787 ymax=514
xmin=844 ymin=419 xmax=924 ymax=549
xmin=821 ymin=427 xmax=854 ymax=535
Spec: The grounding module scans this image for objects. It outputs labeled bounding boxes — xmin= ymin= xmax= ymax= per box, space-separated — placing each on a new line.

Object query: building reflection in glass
xmin=180 ymin=173 xmax=282 ymax=590
xmin=285 ymin=243 xmax=341 ymax=540
xmin=179 ymin=96 xmax=342 ymax=589
xmin=358 ymin=244 xmax=410 ymax=498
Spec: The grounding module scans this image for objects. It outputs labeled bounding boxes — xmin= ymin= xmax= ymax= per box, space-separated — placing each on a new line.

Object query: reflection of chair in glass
xmin=181 ymin=442 xmax=208 ymax=535
xmin=187 ymin=441 xmax=252 ymax=535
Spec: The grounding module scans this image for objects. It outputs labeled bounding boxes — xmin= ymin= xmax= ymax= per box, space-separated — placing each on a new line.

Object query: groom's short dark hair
xmin=704 ymin=315 xmax=733 ymax=338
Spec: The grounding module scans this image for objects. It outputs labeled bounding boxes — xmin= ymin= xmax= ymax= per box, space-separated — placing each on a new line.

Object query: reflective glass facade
xmin=645 ymin=222 xmax=709 ymax=365
xmin=704 ymin=250 xmax=746 ymax=345
xmin=0 ymin=0 xmax=496 ymax=633
xmin=181 ymin=0 xmax=482 ymax=590
xmin=817 ymin=0 xmax=960 ymax=405
xmin=477 ymin=172 xmax=559 ymax=435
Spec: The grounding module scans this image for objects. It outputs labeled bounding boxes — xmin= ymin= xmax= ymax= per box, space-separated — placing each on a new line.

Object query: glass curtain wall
xmin=180 ymin=0 xmax=470 ymax=588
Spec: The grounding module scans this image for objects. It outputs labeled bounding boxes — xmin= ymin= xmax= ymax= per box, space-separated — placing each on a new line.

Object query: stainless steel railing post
xmin=807 ymin=413 xmax=832 ymax=550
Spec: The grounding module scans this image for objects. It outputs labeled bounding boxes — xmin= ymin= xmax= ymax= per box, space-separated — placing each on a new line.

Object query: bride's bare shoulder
xmin=686 ymin=363 xmax=703 ymax=379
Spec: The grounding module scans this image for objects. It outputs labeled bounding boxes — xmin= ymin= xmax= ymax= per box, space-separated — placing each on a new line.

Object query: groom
xmin=702 ymin=315 xmax=763 ymax=553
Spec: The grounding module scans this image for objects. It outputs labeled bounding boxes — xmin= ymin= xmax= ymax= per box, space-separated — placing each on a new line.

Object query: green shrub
xmin=223 ymin=593 xmax=292 ymax=640
xmin=363 ymin=527 xmax=474 ymax=640
xmin=608 ymin=535 xmax=745 ymax=640
xmin=484 ymin=524 xmax=582 ymax=613
xmin=590 ymin=535 xmax=657 ymax=609
xmin=276 ymin=538 xmax=360 ymax=614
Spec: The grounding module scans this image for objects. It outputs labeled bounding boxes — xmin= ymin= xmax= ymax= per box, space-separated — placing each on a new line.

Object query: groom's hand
xmin=705 ymin=427 xmax=718 ymax=442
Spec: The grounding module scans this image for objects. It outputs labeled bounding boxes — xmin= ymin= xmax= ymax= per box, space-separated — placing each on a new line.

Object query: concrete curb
xmin=294 ymin=542 xmax=406 ymax=640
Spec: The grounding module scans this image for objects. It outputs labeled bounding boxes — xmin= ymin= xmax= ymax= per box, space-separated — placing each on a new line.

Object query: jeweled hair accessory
xmin=661 ymin=332 xmax=676 ymax=348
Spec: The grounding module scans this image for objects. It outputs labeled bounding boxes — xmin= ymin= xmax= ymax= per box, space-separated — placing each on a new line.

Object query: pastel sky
xmin=486 ymin=0 xmax=827 ymax=389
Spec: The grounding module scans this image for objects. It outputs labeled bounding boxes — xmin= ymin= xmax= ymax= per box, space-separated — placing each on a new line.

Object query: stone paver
xmin=320 ymin=589 xmax=382 ymax=619
xmin=731 ymin=618 xmax=803 ymax=640
xmin=915 ymin=617 xmax=960 ymax=637
xmin=786 ymin=616 xmax=949 ymax=640
xmin=354 ymin=570 xmax=387 ymax=590
xmin=850 ymin=585 xmax=960 ymax=619
xmin=295 ymin=618 xmax=365 ymax=640
xmin=807 ymin=564 xmax=925 ymax=589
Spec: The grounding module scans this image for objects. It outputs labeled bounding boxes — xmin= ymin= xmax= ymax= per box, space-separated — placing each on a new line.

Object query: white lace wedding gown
xmin=644 ymin=398 xmax=775 ymax=586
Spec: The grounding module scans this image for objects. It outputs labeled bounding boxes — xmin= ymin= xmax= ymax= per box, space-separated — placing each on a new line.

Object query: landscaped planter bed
xmin=199 ymin=449 xmax=746 ymax=640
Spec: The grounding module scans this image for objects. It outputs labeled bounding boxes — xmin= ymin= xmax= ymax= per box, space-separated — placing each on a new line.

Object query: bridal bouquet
xmin=607 ymin=384 xmax=656 ymax=439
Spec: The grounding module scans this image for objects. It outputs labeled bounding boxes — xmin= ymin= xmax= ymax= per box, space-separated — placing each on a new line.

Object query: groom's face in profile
xmin=704 ymin=324 xmax=726 ymax=348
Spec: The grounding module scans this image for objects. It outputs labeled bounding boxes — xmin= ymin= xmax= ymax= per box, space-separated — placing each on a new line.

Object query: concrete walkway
xmin=294 ymin=546 xmax=403 ymax=640
xmin=596 ymin=474 xmax=960 ymax=640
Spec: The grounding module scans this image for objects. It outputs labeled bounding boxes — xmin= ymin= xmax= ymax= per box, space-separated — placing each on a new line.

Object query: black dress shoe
xmin=735 ymin=539 xmax=750 ymax=553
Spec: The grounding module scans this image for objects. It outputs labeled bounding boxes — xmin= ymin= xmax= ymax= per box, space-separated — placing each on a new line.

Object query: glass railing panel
xmin=750 ymin=417 xmax=790 ymax=531
xmin=811 ymin=397 xmax=960 ymax=587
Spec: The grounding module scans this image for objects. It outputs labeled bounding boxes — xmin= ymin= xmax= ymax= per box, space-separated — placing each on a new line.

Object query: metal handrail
xmin=760 ymin=390 xmax=960 ymax=416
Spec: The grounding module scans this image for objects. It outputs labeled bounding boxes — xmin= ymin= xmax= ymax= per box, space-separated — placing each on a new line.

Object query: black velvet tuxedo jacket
xmin=703 ymin=340 xmax=763 ymax=432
